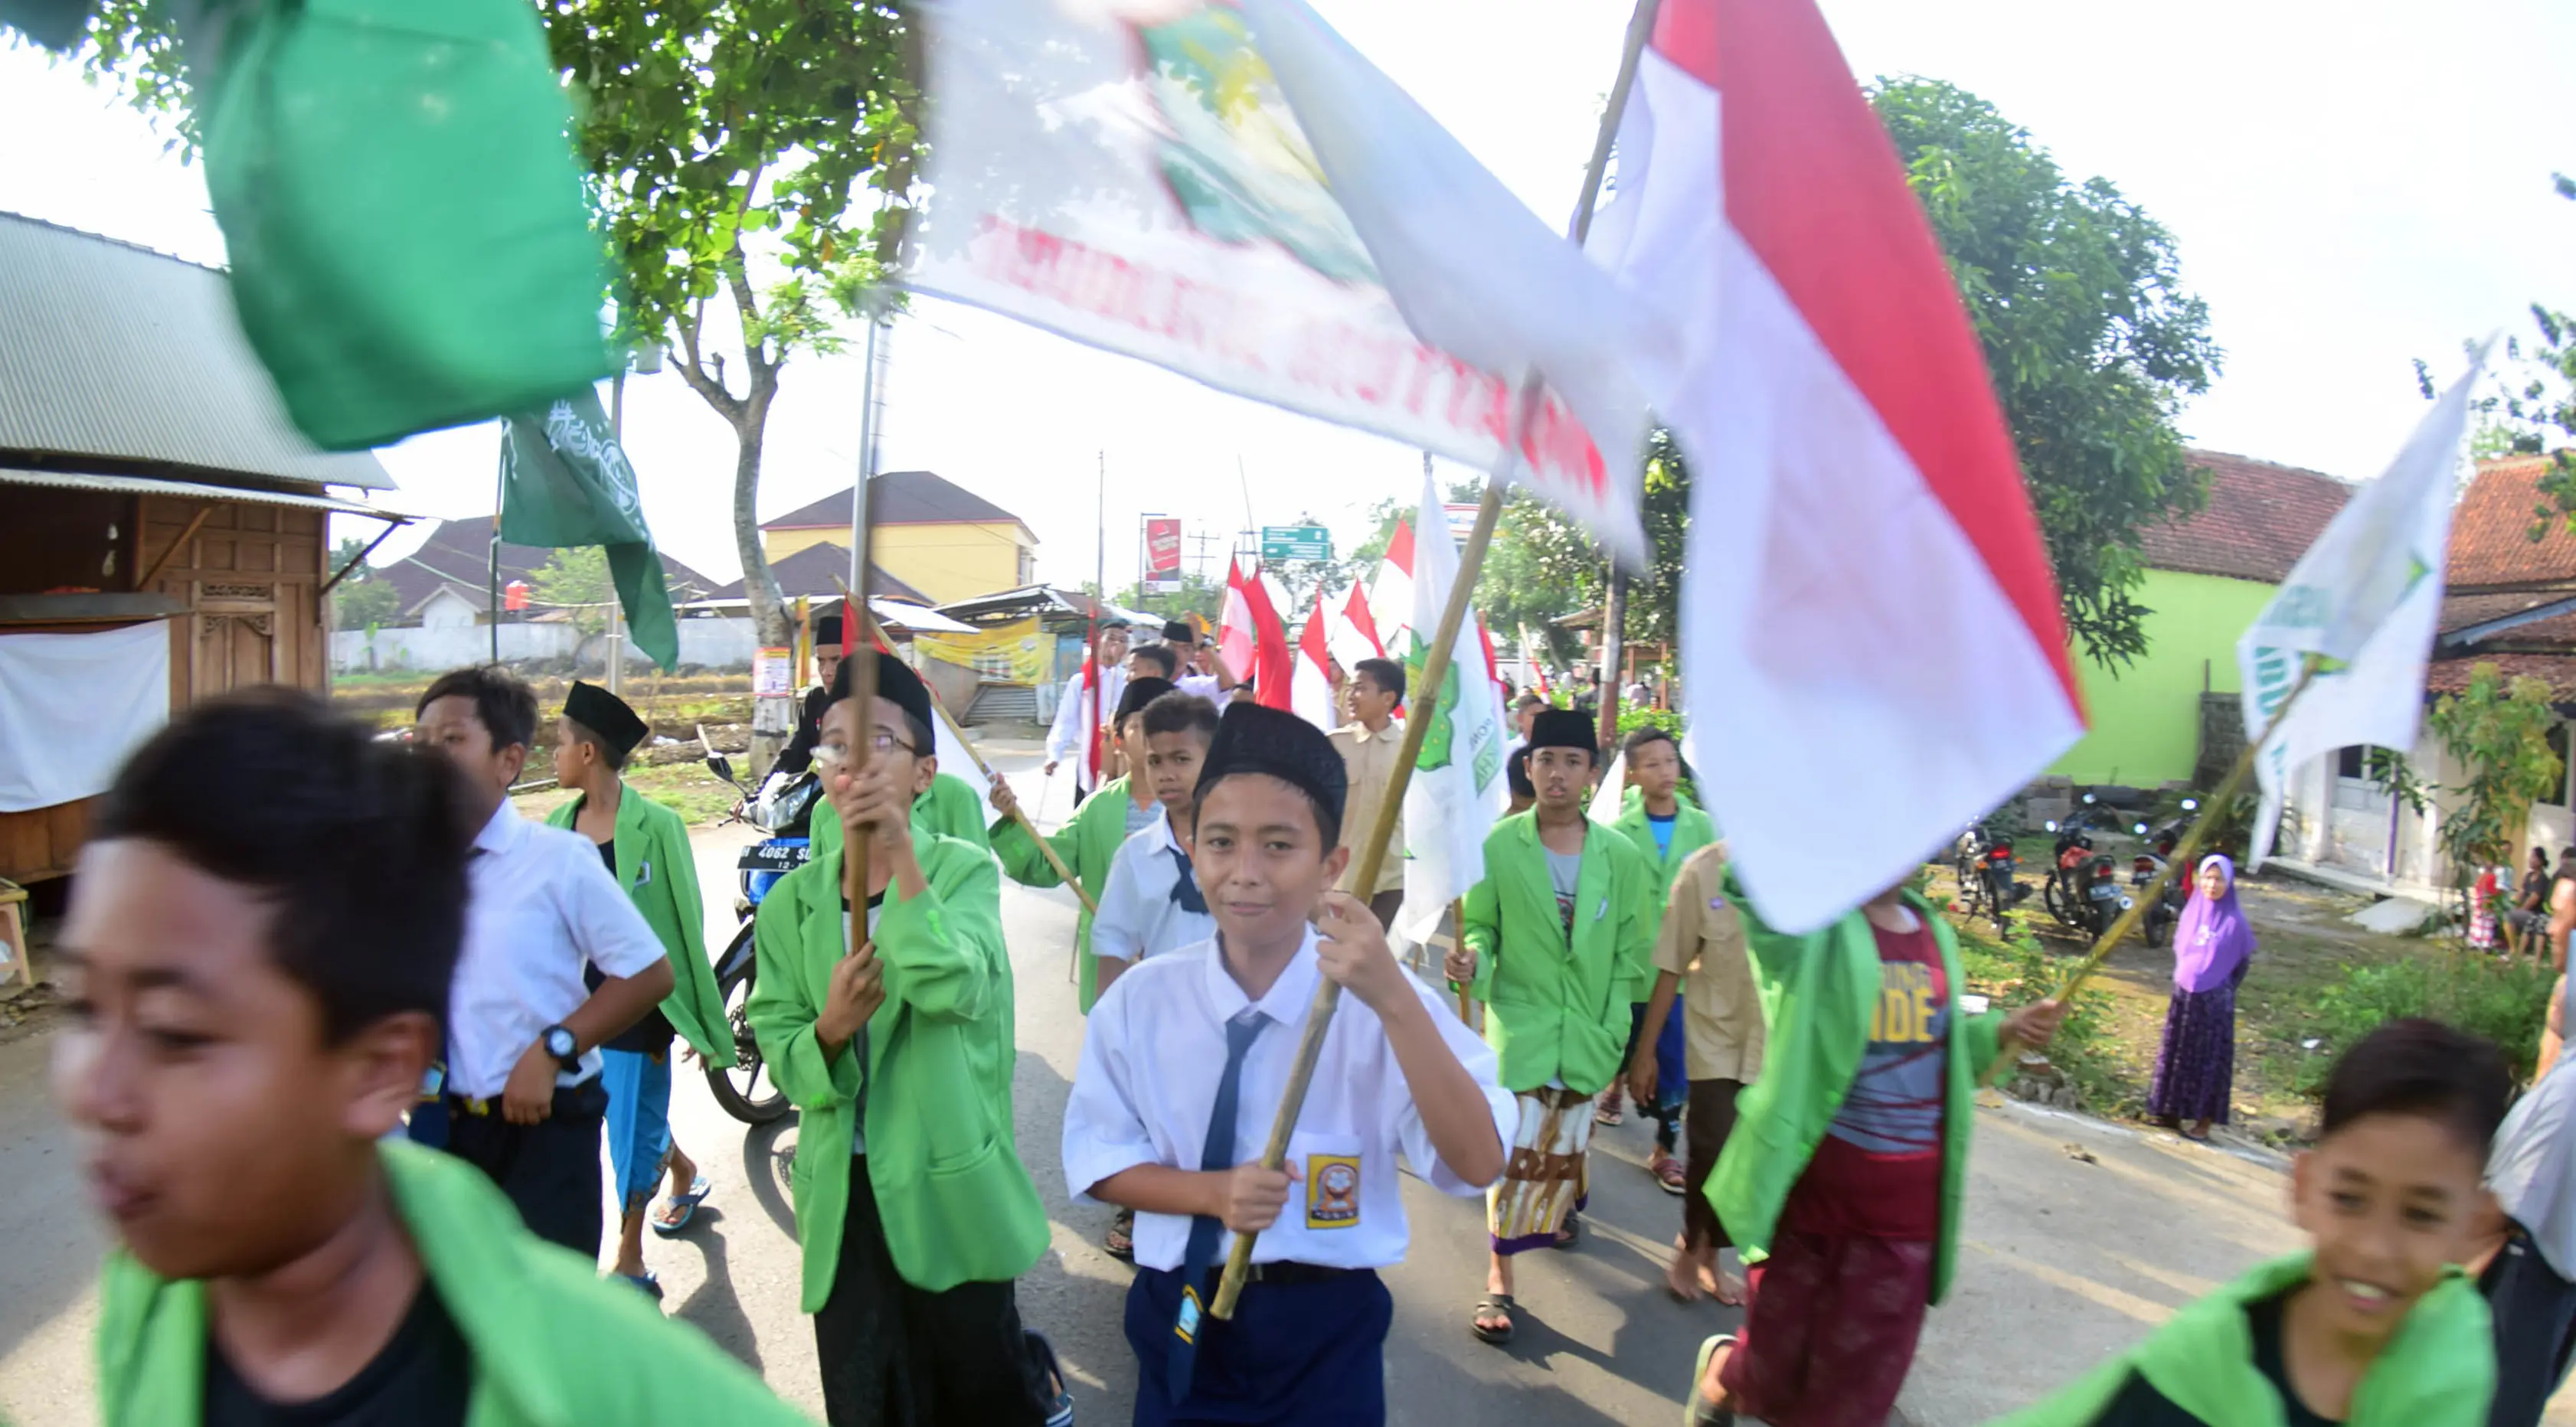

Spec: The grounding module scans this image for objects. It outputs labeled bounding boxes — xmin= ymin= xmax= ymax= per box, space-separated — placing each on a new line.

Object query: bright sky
xmin=2 ymin=0 xmax=2568 ymax=591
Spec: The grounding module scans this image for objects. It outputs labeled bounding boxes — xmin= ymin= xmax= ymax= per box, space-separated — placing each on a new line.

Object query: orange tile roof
xmin=2447 ymin=455 xmax=2576 ymax=589
xmin=2428 ymin=654 xmax=2576 ymax=702
xmin=2136 ymin=450 xmax=2352 ymax=583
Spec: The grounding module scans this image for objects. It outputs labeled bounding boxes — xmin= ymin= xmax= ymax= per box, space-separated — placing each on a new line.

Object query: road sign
xmin=1262 ymin=524 xmax=1333 ymax=563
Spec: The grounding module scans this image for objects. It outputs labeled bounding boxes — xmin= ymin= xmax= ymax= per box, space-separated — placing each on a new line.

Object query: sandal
xmin=1470 ymin=1293 xmax=1518 ymax=1344
xmin=615 ymin=1270 xmax=664 ymax=1301
xmin=1652 ymin=1154 xmax=1688 ymax=1195
xmin=652 ymin=1176 xmax=712 ymax=1237
xmin=1025 ymin=1330 xmax=1076 ymax=1427
xmin=1595 ymin=1089 xmax=1626 ymax=1126
xmin=1552 ymin=1213 xmax=1581 ymax=1250
xmin=1104 ymin=1207 xmax=1136 ymax=1263
xmin=1684 ymin=1334 xmax=1737 ymax=1425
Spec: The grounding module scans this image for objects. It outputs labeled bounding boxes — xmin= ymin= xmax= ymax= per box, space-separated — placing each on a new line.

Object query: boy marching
xmin=1601 ymin=724 xmax=1717 ymax=1190
xmin=545 ymin=681 xmax=734 ymax=1295
xmin=1449 ymin=708 xmax=1656 ymax=1346
xmin=1063 ymin=701 xmax=1511 ymax=1425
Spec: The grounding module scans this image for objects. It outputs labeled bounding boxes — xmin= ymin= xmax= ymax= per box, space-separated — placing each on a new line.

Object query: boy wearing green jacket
xmin=60 ymin=691 xmax=805 ymax=1426
xmin=547 ymin=681 xmax=733 ymax=1295
xmin=1987 ymin=1018 xmax=2509 ymax=1427
xmin=989 ymin=675 xmax=1176 ymax=1014
xmin=1605 ymin=724 xmax=1716 ymax=1190
xmin=747 ymin=652 xmax=1072 ymax=1427
xmin=1449 ymin=708 xmax=1656 ymax=1347
xmin=1684 ymin=870 xmax=2064 ymax=1427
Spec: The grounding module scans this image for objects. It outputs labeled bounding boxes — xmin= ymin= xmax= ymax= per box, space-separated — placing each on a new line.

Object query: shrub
xmin=2293 ymin=952 xmax=2556 ymax=1092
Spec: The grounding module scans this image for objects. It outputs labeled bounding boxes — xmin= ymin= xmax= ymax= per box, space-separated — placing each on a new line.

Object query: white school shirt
xmin=447 ymin=802 xmax=668 ymax=1098
xmin=1172 ymin=672 xmax=1234 ymax=712
xmin=1090 ymin=810 xmax=1216 ymax=965
xmin=1046 ymin=664 xmax=1129 ymax=781
xmin=1061 ymin=928 xmax=1517 ymax=1272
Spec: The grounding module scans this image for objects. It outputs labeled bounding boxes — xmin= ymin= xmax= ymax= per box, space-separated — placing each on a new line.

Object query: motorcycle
xmin=1952 ymin=820 xmax=2030 ymax=933
xmin=2130 ymin=798 xmax=2201 ymax=948
xmin=696 ymin=749 xmax=825 ymax=1126
xmin=2041 ymin=795 xmax=2131 ymax=940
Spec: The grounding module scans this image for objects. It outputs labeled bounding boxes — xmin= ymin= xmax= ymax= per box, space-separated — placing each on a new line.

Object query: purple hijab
xmin=2172 ymin=854 xmax=2255 ymax=993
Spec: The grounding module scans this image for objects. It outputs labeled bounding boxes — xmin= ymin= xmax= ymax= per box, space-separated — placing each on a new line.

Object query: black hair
xmin=2318 ymin=1018 xmax=2512 ymax=1154
xmin=1352 ymin=657 xmax=1406 ymax=705
xmin=1129 ymin=643 xmax=1179 ymax=679
xmin=1507 ymin=745 xmax=1535 ymax=800
xmin=1621 ymin=724 xmax=1679 ymax=759
xmin=1141 ymin=691 xmax=1221 ymax=740
xmin=94 ymin=689 xmax=473 ymax=1044
xmin=561 ymin=716 xmax=630 ymax=772
xmin=417 ymin=664 xmax=538 ymax=753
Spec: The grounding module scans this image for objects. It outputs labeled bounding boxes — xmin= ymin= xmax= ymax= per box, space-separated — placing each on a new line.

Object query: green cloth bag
xmin=499 ymin=389 xmax=680 ymax=671
xmin=196 ymin=0 xmax=611 ymax=449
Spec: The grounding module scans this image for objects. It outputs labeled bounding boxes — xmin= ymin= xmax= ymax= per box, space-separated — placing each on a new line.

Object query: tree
xmin=73 ymin=1 xmax=917 ymax=667
xmin=2434 ymin=175 xmax=2576 ymax=527
xmin=326 ymin=537 xmax=401 ymax=631
xmin=1872 ymin=79 xmax=2220 ymax=668
xmin=529 ymin=546 xmax=615 ymax=642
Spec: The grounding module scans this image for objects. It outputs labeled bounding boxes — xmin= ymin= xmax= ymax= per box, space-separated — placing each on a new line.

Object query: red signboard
xmin=1146 ymin=518 xmax=1183 ymax=578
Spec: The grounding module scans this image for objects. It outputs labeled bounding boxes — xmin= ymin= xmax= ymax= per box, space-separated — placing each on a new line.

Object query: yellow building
xmin=761 ymin=471 xmax=1038 ymax=606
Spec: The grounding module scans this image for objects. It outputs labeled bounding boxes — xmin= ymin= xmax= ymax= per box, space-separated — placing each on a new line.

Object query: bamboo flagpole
xmin=848 ymin=593 xmax=1100 ymax=917
xmin=1208 ymin=0 xmax=1662 ymax=1319
xmin=1984 ymin=657 xmax=2320 ymax=1083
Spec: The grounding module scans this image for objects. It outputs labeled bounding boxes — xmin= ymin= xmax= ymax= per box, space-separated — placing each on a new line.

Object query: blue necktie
xmin=1168 ymin=845 xmax=1208 ymax=916
xmin=1169 ymin=1008 xmax=1269 ymax=1403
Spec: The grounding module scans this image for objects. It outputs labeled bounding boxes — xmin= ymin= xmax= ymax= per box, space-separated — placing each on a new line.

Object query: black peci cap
xmin=1116 ymin=676 xmax=1177 ymax=723
xmin=1192 ymin=700 xmax=1348 ymax=828
xmin=1528 ymin=707 xmax=1596 ymax=754
xmin=815 ymin=613 xmax=845 ymax=649
xmin=829 ymin=651 xmax=936 ymax=749
xmin=564 ymin=681 xmax=649 ymax=759
xmin=1162 ymin=619 xmax=1193 ymax=644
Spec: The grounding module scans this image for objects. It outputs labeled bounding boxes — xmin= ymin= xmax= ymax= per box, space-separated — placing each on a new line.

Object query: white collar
xmin=1144 ymin=804 xmax=1182 ymax=854
xmin=1201 ymin=925 xmax=1319 ymax=1027
xmin=472 ymin=798 xmax=524 ymax=855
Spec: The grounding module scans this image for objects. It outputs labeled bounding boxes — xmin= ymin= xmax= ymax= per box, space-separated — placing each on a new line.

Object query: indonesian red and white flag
xmin=1368 ymin=518 xmax=1415 ymax=653
xmin=1292 ymin=588 xmax=1339 ymax=730
xmin=1331 ymin=582 xmax=1384 ymax=666
xmin=1586 ymin=0 xmax=2083 ymax=932
xmin=910 ymin=0 xmax=1675 ymax=563
xmin=1248 ymin=569 xmax=1298 ymax=712
xmin=1218 ymin=559 xmax=1258 ymax=681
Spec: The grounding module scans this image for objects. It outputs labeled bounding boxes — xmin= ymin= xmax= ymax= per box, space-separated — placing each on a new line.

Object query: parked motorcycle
xmin=1953 ymin=820 xmax=2030 ymax=933
xmin=696 ymin=749 xmax=824 ymax=1126
xmin=2040 ymin=795 xmax=2133 ymax=941
xmin=2130 ymin=798 xmax=2201 ymax=948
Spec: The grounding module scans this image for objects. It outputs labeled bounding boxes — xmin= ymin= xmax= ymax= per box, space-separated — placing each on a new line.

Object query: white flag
xmin=909 ymin=0 xmax=1669 ymax=563
xmin=2238 ymin=349 xmax=2487 ymax=869
xmin=1395 ymin=469 xmax=1510 ymax=941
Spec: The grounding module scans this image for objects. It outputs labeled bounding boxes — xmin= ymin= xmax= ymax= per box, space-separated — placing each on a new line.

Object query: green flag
xmin=499 ymin=390 xmax=680 ymax=672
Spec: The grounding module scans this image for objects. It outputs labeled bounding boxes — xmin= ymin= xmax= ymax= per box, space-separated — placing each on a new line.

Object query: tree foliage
xmin=2428 ymin=665 xmax=2565 ymax=890
xmin=2431 ymin=175 xmax=2576 ymax=533
xmin=1872 ymin=78 xmax=2220 ymax=668
xmin=529 ymin=546 xmax=616 ymax=642
xmin=325 ymin=537 xmax=401 ymax=631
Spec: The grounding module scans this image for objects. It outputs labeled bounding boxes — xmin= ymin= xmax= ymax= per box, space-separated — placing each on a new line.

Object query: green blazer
xmin=1460 ymin=811 xmax=1656 ymax=1095
xmin=1988 ymin=1253 xmax=2493 ymax=1426
xmin=1711 ymin=877 xmax=2003 ymax=1305
xmin=545 ymin=784 xmax=728 ymax=1061
xmin=1612 ymin=787 xmax=1718 ymax=908
xmin=989 ymin=774 xmax=1139 ymax=1014
xmin=93 ymin=1141 xmax=807 ymax=1426
xmin=807 ymin=770 xmax=995 ymax=870
xmin=747 ymin=831 xmax=1048 ymax=1311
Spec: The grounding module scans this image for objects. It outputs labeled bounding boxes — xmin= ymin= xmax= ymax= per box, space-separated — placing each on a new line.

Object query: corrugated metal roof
xmin=0 ymin=213 xmax=394 ymax=491
xmin=0 ymin=466 xmax=409 ymax=519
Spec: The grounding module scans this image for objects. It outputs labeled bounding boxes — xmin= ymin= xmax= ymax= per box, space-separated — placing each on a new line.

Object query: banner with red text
xmin=1145 ymin=516 xmax=1184 ymax=591
xmin=910 ymin=0 xmax=1667 ymax=565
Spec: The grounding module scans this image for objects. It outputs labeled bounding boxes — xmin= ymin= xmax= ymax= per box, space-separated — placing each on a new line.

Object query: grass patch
xmin=1948 ymin=913 xmax=2136 ymax=1113
xmin=512 ymin=762 xmax=743 ymax=828
xmin=2275 ymin=951 xmax=2555 ymax=1092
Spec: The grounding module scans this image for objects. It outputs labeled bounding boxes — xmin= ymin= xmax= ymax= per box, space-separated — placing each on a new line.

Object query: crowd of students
xmin=38 ymin=622 xmax=2576 ymax=1427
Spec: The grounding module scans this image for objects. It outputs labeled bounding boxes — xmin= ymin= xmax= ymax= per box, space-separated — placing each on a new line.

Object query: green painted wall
xmin=2047 ymin=569 xmax=2277 ymax=786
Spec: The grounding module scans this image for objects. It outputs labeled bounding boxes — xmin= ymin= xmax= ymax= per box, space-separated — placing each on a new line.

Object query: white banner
xmin=1395 ymin=469 xmax=1509 ymax=939
xmin=2238 ymin=349 xmax=2486 ymax=867
xmin=0 ymin=622 xmax=172 ymax=813
xmin=910 ymin=0 xmax=1664 ymax=564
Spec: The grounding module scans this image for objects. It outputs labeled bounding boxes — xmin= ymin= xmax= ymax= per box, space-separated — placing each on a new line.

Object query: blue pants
xmin=1623 ymin=1002 xmax=1689 ymax=1153
xmin=600 ymin=1048 xmax=674 ymax=1212
xmin=1126 ymin=1265 xmax=1389 ymax=1425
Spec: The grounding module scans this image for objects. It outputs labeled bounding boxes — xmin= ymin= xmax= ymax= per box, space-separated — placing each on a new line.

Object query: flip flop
xmin=1653 ymin=1156 xmax=1688 ymax=1195
xmin=1552 ymin=1214 xmax=1581 ymax=1250
xmin=1025 ymin=1329 xmax=1076 ymax=1427
xmin=651 ymin=1176 xmax=712 ymax=1237
xmin=1684 ymin=1334 xmax=1737 ymax=1426
xmin=1104 ymin=1207 xmax=1136 ymax=1263
xmin=1470 ymin=1294 xmax=1518 ymax=1345
xmin=616 ymin=1270 xmax=664 ymax=1301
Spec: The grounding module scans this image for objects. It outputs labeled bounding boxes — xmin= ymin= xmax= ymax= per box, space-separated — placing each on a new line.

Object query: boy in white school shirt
xmin=1062 ymin=701 xmax=1513 ymax=1425
xmin=1090 ymin=691 xmax=1224 ymax=997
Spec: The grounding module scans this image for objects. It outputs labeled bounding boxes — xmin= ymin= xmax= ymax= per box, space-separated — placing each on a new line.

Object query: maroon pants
xmin=1720 ymin=1229 xmax=1933 ymax=1427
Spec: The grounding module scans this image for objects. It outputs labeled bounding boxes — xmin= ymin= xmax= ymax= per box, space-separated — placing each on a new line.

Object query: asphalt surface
xmin=24 ymin=743 xmax=2561 ymax=1424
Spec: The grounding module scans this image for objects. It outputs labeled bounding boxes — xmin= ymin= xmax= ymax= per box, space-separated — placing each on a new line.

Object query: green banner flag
xmin=499 ymin=390 xmax=680 ymax=672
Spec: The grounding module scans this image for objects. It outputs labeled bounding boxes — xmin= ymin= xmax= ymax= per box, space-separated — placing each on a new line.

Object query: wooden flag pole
xmin=840 ymin=480 xmax=879 ymax=919
xmin=851 ymin=596 xmax=1098 ymax=917
xmin=1208 ymin=0 xmax=1661 ymax=1322
xmin=1984 ymin=657 xmax=2320 ymax=1084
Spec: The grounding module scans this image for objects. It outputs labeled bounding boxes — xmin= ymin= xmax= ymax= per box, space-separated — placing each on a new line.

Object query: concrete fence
xmin=333 ymin=617 xmax=761 ymax=674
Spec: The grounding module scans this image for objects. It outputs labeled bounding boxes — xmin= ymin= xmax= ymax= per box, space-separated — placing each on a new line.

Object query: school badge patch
xmin=1175 ymin=1285 xmax=1202 ymax=1345
xmin=1306 ymin=1154 xmax=1361 ymax=1229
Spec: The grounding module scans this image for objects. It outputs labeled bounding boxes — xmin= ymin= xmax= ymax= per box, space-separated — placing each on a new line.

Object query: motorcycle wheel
xmin=2042 ymin=878 xmax=2073 ymax=927
xmin=1955 ymin=855 xmax=1986 ymax=915
xmin=706 ymin=923 xmax=789 ymax=1126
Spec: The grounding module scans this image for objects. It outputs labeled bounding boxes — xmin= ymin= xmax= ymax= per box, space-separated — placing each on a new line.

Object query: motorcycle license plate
xmin=2088 ymin=883 xmax=2119 ymax=901
xmin=737 ymin=842 xmax=810 ymax=873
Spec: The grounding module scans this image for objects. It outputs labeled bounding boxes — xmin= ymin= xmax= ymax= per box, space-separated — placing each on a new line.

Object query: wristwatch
xmin=541 ymin=1024 xmax=579 ymax=1071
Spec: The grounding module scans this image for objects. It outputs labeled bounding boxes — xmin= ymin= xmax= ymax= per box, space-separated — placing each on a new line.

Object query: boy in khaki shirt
xmin=1629 ymin=840 xmax=1762 ymax=1305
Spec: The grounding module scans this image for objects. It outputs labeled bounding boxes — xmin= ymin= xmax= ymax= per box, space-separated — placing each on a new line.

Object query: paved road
xmin=23 ymin=744 xmax=2530 ymax=1425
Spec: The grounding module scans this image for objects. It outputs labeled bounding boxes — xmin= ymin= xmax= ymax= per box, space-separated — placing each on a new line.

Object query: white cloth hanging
xmin=0 ymin=622 xmax=172 ymax=812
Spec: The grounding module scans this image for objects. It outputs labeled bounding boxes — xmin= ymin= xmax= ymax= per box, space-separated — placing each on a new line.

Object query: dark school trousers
xmin=1682 ymin=1077 xmax=1744 ymax=1250
xmin=1125 ymin=1264 xmax=1391 ymax=1425
xmin=440 ymin=1079 xmax=608 ymax=1258
xmin=815 ymin=1154 xmax=1054 ymax=1427
xmin=2483 ymin=1220 xmax=2576 ymax=1427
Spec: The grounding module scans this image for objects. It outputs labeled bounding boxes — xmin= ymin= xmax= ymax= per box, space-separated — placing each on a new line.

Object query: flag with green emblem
xmin=499 ymin=390 xmax=680 ymax=672
xmin=1395 ymin=468 xmax=1509 ymax=942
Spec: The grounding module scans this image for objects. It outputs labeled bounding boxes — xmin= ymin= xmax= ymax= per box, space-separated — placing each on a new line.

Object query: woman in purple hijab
xmin=2147 ymin=855 xmax=2255 ymax=1140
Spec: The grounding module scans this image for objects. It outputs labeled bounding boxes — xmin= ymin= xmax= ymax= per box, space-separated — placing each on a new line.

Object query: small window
xmin=2336 ymin=745 xmax=2368 ymax=780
